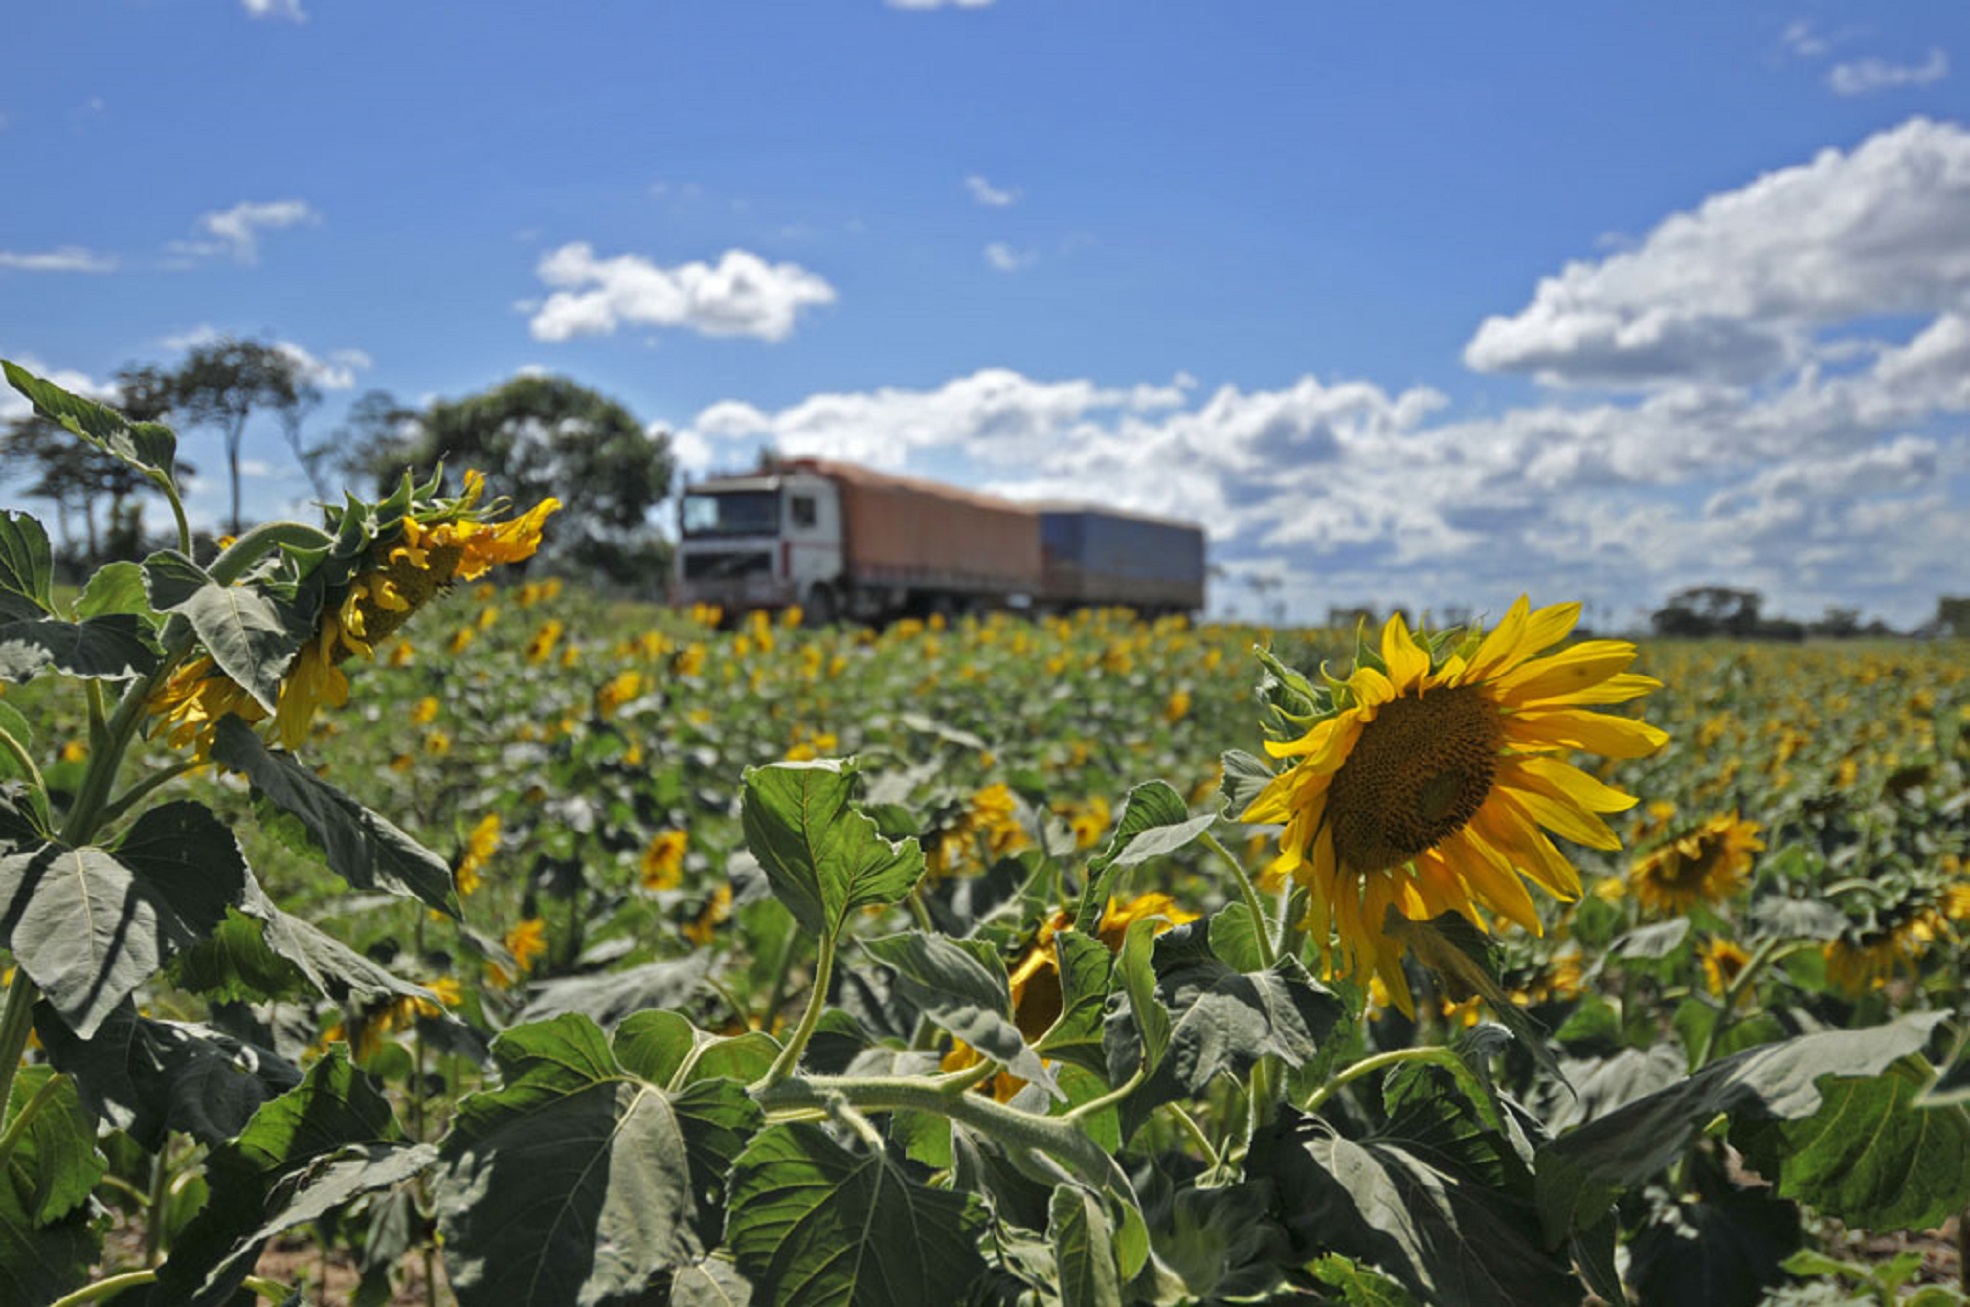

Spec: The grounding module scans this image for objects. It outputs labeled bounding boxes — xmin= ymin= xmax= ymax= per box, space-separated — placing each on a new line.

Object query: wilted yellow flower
xmin=1164 ymin=687 xmax=1192 ymax=724
xmin=150 ymin=470 xmax=558 ymax=757
xmin=684 ymin=884 xmax=733 ymax=946
xmin=411 ymin=696 xmax=441 ymax=726
xmin=642 ymin=829 xmax=688 ymax=891
xmin=1241 ymin=599 xmax=1665 ymax=1014
xmin=58 ymin=740 xmax=87 ymax=764
xmin=424 ymin=730 xmax=451 ymax=758
xmin=448 ymin=626 xmax=475 ymax=655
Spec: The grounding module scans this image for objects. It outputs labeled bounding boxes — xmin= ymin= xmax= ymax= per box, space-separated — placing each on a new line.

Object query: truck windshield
xmin=681 ymin=491 xmax=779 ymax=537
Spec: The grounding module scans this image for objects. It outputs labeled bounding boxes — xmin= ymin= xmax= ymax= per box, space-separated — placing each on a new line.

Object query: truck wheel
xmin=803 ymin=585 xmax=838 ymax=628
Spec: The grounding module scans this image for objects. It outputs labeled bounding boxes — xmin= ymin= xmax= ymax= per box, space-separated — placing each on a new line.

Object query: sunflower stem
xmin=1301 ymin=1044 xmax=1487 ymax=1118
xmin=1163 ymin=1101 xmax=1221 ymax=1173
xmin=756 ymin=928 xmax=837 ymax=1089
xmin=1692 ymin=936 xmax=1804 ymax=1069
xmin=1062 ymin=1065 xmax=1145 ymax=1122
xmin=1200 ymin=830 xmax=1277 ymax=969
xmin=0 ymin=963 xmax=43 ymax=1123
xmin=205 ymin=520 xmax=334 ymax=586
xmin=0 ymin=1070 xmax=65 ymax=1174
xmin=0 ymin=722 xmax=49 ymax=828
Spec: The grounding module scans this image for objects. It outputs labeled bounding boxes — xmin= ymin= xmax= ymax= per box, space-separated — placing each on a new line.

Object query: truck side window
xmin=790 ymin=495 xmax=818 ymax=529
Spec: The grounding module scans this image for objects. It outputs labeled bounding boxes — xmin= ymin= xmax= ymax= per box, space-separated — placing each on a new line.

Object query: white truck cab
xmin=675 ymin=469 xmax=846 ymax=622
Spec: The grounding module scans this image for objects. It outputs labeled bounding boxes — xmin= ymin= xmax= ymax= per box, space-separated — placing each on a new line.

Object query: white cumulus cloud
xmin=984 ymin=242 xmax=1035 ymax=272
xmin=0 ymin=247 xmax=117 ymax=274
xmin=1465 ymin=118 xmax=1970 ymax=388
xmin=529 ymin=243 xmax=836 ymax=343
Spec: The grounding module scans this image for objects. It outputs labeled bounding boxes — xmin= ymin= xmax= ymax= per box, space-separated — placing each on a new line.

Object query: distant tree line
xmin=1647 ymin=585 xmax=1962 ymax=640
xmin=2 ymin=337 xmax=675 ymax=591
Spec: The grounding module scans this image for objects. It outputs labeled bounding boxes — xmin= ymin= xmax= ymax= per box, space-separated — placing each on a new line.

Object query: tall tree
xmin=168 ymin=338 xmax=319 ymax=536
xmin=359 ymin=374 xmax=674 ymax=585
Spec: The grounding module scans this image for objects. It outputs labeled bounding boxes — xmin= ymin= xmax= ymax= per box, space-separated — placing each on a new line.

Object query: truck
xmin=673 ymin=457 xmax=1206 ymax=624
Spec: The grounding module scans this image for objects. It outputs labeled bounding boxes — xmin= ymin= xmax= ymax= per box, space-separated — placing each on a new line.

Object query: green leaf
xmin=183 ymin=1142 xmax=437 ymax=1305
xmin=740 ymin=759 xmax=925 ymax=938
xmin=155 ymin=1049 xmax=401 ymax=1305
xmin=0 ymin=511 xmax=55 ymax=622
xmin=1536 ymin=1011 xmax=1949 ymax=1244
xmin=35 ymin=1001 xmax=303 ymax=1151
xmin=1076 ymin=781 xmax=1215 ymax=934
xmin=864 ymin=931 xmax=1056 ymax=1095
xmin=519 ymin=954 xmax=711 ymax=1029
xmin=614 ymin=1009 xmax=702 ymax=1088
xmin=1207 ymin=902 xmax=1265 ymax=973
xmin=1251 ymin=1108 xmax=1580 ymax=1307
xmin=237 ymin=887 xmax=437 ymax=1006
xmin=0 ymin=1136 xmax=95 ymax=1307
xmin=143 ymin=551 xmax=308 ymax=712
xmin=0 ymin=704 xmax=33 ymax=787
xmin=679 ymin=1032 xmax=781 ymax=1088
xmin=726 ymin=1122 xmax=989 ymax=1307
xmin=212 ymin=716 xmax=459 ymax=916
xmin=1765 ymin=1061 xmax=1970 ymax=1230
xmin=1218 ymin=748 xmax=1276 ymax=821
xmin=1049 ymin=1184 xmax=1123 ymax=1307
xmin=670 ymin=1256 xmax=756 ymax=1306
xmin=1105 ymin=917 xmax=1172 ymax=1079
xmin=437 ymin=1014 xmax=761 ymax=1307
xmin=4 ymin=1065 xmax=104 ymax=1225
xmin=1310 ymin=1255 xmax=1422 ymax=1307
xmin=0 ymin=615 xmax=159 ymax=683
xmin=1626 ymin=1187 xmax=1799 ymax=1307
xmin=3 ymin=359 xmax=177 ymax=478
xmin=0 ymin=842 xmax=201 ymax=1038
xmin=1034 ymin=931 xmax=1113 ymax=1071
xmin=75 ymin=561 xmax=153 ymax=621
xmin=114 ymin=800 xmax=251 ymax=937
xmin=1149 ymin=1182 xmax=1287 ymax=1303
xmin=1133 ymin=954 xmax=1340 ymax=1127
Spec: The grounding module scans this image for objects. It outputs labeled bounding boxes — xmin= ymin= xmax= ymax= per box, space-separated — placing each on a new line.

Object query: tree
xmin=358 ymin=374 xmax=674 ymax=585
xmin=1651 ymin=586 xmax=1764 ymax=638
xmin=1 ymin=363 xmax=192 ymax=569
xmin=168 ymin=338 xmax=320 ymax=536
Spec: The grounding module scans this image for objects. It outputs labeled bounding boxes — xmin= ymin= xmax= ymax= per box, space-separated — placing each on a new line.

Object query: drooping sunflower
xmin=1628 ymin=812 xmax=1765 ymax=915
xmin=1241 ymin=597 xmax=1666 ymax=1013
xmin=151 ymin=470 xmax=558 ymax=757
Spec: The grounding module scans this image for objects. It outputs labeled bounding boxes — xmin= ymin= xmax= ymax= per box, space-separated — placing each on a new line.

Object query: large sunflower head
xmin=1240 ymin=597 xmax=1667 ymax=1013
xmin=1628 ymin=811 xmax=1765 ymax=915
xmin=151 ymin=469 xmax=559 ymax=756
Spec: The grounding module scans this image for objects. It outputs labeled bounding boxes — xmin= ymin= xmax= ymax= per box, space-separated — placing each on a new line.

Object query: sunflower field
xmin=2 ymin=361 xmax=1969 ymax=1306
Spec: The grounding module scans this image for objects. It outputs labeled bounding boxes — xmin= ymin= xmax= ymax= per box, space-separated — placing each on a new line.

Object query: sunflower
xmin=1824 ymin=906 xmax=1937 ymax=993
xmin=1241 ymin=598 xmax=1666 ymax=1013
xmin=1629 ymin=812 xmax=1765 ymax=915
xmin=150 ymin=471 xmax=557 ymax=757
xmin=1699 ymin=937 xmax=1753 ymax=998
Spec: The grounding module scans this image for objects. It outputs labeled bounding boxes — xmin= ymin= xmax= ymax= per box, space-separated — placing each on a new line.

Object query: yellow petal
xmin=1382 ymin=612 xmax=1430 ymax=692
xmin=1502 ymin=754 xmax=1638 ymax=814
xmin=1490 ymin=640 xmax=1638 ymax=703
xmin=1496 ymin=782 xmax=1622 ymax=852
xmin=1508 ymin=708 xmax=1669 ymax=759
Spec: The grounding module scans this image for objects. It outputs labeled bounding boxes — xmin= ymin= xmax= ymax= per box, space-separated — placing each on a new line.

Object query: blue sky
xmin=5 ymin=1 xmax=1970 ymax=627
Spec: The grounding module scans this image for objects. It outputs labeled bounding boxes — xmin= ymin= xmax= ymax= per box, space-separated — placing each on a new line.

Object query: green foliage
xmin=726 ymin=1122 xmax=989 ymax=1307
xmin=741 ymin=759 xmax=925 ymax=939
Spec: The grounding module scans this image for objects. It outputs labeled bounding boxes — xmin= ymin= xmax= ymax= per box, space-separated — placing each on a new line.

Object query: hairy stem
xmin=757 ymin=929 xmax=837 ymax=1089
xmin=1302 ymin=1044 xmax=1489 ymax=1117
xmin=1200 ymin=830 xmax=1278 ymax=969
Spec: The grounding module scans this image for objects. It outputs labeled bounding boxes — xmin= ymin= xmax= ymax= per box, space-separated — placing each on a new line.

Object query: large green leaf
xmin=0 ymin=842 xmax=200 ymax=1038
xmin=75 ymin=560 xmax=154 ymax=621
xmin=238 ymin=885 xmax=437 ymax=1006
xmin=114 ymin=800 xmax=251 ymax=937
xmin=3 ymin=359 xmax=177 ymax=478
xmin=34 ymin=1001 xmax=302 ymax=1151
xmin=1049 ymin=1183 xmax=1123 ymax=1307
xmin=155 ymin=1049 xmax=400 ymax=1305
xmin=863 ymin=931 xmax=1055 ymax=1094
xmin=0 ymin=705 xmax=35 ymax=788
xmin=1149 ymin=1181 xmax=1289 ymax=1303
xmin=1535 ymin=1011 xmax=1949 ymax=1243
xmin=1076 ymin=781 xmax=1216 ymax=934
xmin=4 ymin=1065 xmax=104 ymax=1226
xmin=726 ymin=1122 xmax=989 ymax=1307
xmin=740 ymin=760 xmax=924 ymax=938
xmin=0 ymin=614 xmax=158 ymax=683
xmin=1217 ymin=748 xmax=1276 ymax=823
xmin=212 ymin=716 xmax=459 ymax=916
xmin=1251 ymin=1109 xmax=1579 ymax=1307
xmin=1148 ymin=949 xmax=1340 ymax=1097
xmin=0 ymin=1128 xmax=95 ymax=1307
xmin=1034 ymin=930 xmax=1113 ymax=1071
xmin=436 ymin=1013 xmax=761 ymax=1307
xmin=519 ymin=954 xmax=712 ymax=1029
xmin=1103 ymin=918 xmax=1172 ymax=1082
xmin=143 ymin=551 xmax=307 ymax=713
xmin=1758 ymin=1061 xmax=1970 ymax=1230
xmin=0 ymin=510 xmax=55 ymax=623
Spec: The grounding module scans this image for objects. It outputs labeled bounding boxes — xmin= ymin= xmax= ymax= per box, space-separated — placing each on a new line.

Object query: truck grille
xmin=682 ymin=551 xmax=773 ymax=580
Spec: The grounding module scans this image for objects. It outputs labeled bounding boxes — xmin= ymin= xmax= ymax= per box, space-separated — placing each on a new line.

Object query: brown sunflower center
xmin=334 ymin=540 xmax=467 ymax=658
xmin=1325 ymin=684 xmax=1502 ymax=874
